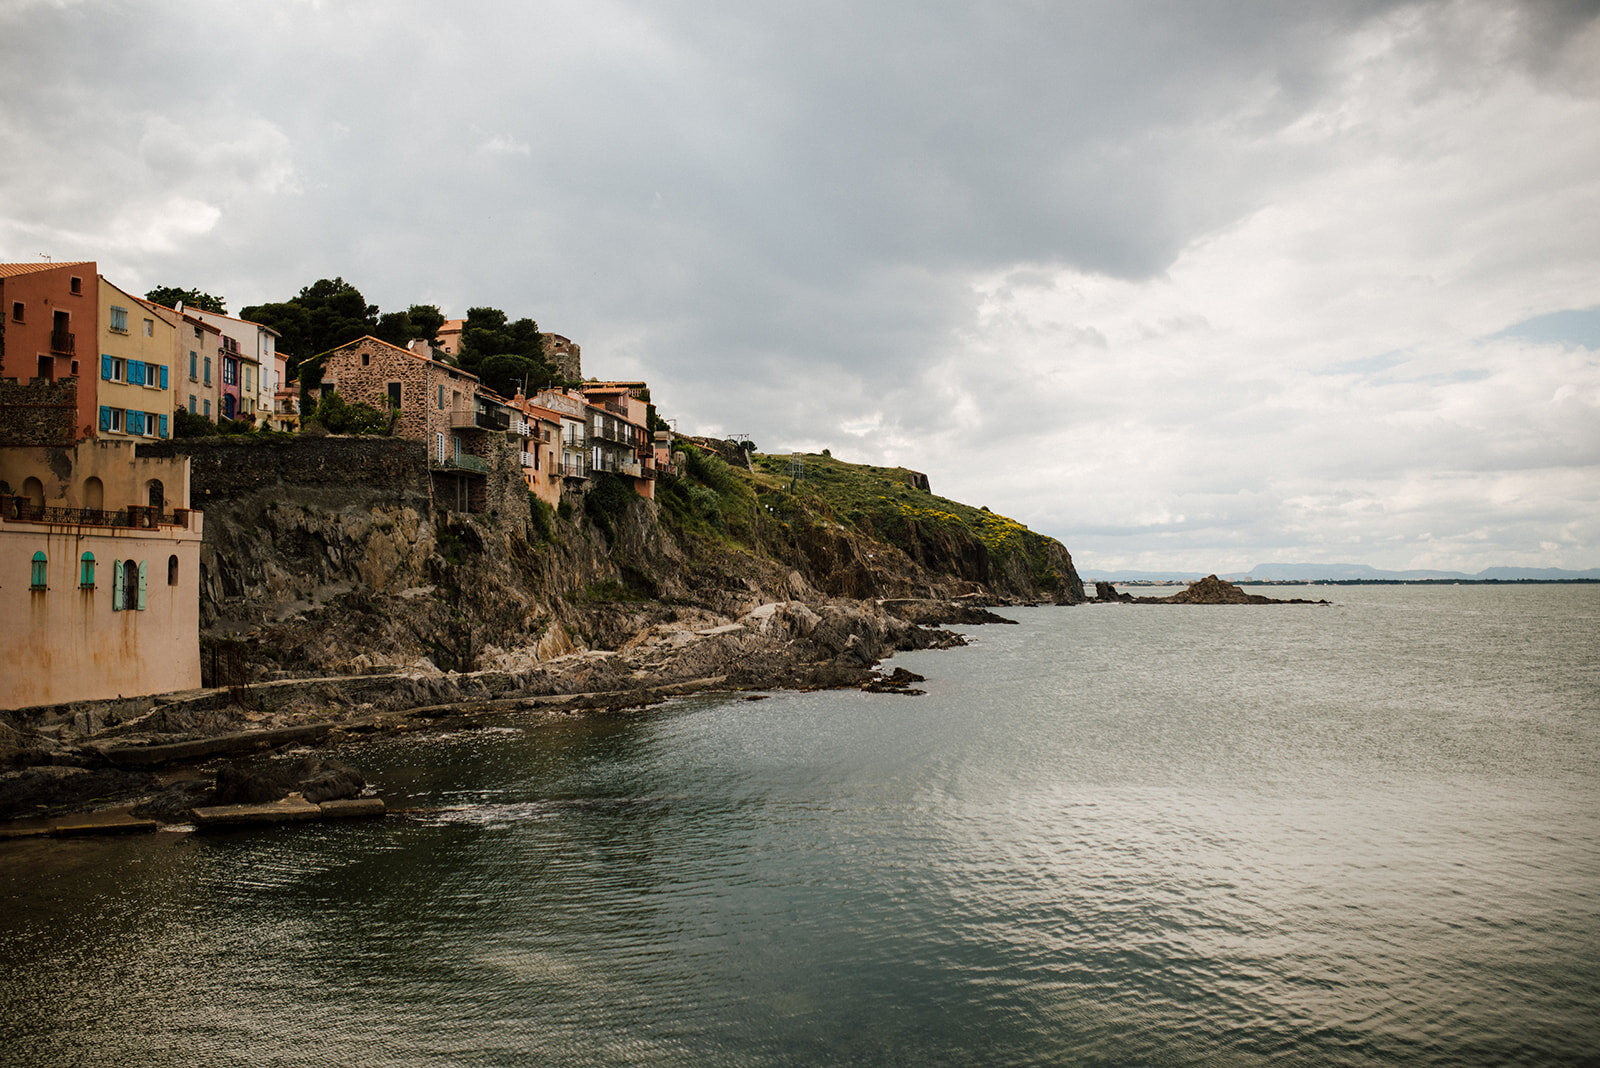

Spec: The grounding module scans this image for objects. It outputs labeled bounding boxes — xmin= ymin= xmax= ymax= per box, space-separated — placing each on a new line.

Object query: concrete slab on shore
xmin=191 ymin=797 xmax=321 ymax=827
xmin=1 ymin=810 xmax=159 ymax=840
xmin=319 ymin=798 xmax=385 ymax=818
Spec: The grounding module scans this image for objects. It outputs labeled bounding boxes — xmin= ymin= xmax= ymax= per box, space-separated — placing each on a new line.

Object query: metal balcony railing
xmin=0 ymin=498 xmax=193 ymax=528
xmin=50 ymin=330 xmax=74 ymax=355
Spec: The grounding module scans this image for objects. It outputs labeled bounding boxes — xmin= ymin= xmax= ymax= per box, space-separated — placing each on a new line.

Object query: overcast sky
xmin=3 ymin=0 xmax=1597 ymax=572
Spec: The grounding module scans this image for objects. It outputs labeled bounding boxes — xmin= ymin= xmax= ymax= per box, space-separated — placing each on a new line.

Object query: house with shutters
xmin=0 ymin=260 xmax=100 ymax=441
xmin=580 ymin=382 xmax=658 ymax=499
xmin=314 ymin=335 xmax=508 ymax=511
xmin=184 ymin=308 xmax=279 ymax=424
xmin=0 ymin=437 xmax=202 ymax=709
xmin=95 ymin=276 xmax=174 ymax=442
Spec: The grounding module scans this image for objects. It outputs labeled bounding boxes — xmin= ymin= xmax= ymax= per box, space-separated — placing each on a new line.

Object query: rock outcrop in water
xmin=1118 ymin=575 xmax=1329 ymax=605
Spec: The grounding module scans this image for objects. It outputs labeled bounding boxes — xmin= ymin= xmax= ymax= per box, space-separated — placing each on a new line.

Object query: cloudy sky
xmin=3 ymin=0 xmax=1597 ymax=572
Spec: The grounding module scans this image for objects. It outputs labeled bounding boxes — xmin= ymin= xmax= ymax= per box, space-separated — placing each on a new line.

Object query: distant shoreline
xmin=1112 ymin=578 xmax=1600 ymax=587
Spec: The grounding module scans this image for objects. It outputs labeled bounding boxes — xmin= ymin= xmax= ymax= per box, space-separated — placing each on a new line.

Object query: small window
xmin=203 ymin=398 xmax=211 ymax=418
xmin=362 ymin=352 xmax=371 ymax=366
xmin=143 ymin=318 xmax=154 ymax=337
xmin=204 ymin=356 xmax=212 ymax=385
xmin=110 ymin=306 xmax=129 ymax=333
xmin=70 ymin=276 xmax=82 ymax=295
xmin=80 ymin=552 xmax=96 ymax=589
xmin=168 ymin=554 xmax=179 ymax=586
xmin=437 ymin=384 xmax=445 ymax=410
xmin=31 ymin=551 xmax=47 ymax=590
xmin=189 ymin=395 xmax=197 ymax=413
xmin=189 ymin=351 xmax=197 ymax=379
xmin=10 ymin=301 xmax=22 ymax=323
xmin=387 ymin=382 xmax=401 ymax=409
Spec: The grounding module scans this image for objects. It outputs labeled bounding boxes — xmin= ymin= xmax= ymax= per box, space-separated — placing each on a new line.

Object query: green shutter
xmin=137 ymin=561 xmax=148 ymax=611
xmin=112 ymin=560 xmax=125 ymax=610
xmin=80 ymin=552 xmax=95 ymax=589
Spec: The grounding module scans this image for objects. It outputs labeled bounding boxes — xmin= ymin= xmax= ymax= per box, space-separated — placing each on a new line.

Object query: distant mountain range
xmin=1079 ymin=563 xmax=1600 ymax=583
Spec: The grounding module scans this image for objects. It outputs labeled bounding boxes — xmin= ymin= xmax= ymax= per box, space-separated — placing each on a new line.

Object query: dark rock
xmin=213 ymin=756 xmax=366 ymax=806
xmin=1094 ymin=582 xmax=1132 ymax=603
xmin=0 ymin=767 xmax=158 ymax=820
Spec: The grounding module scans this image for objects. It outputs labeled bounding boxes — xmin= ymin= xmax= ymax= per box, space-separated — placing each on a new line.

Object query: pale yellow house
xmin=0 ymin=440 xmax=202 ymax=709
xmin=96 ymin=277 xmax=177 ymax=441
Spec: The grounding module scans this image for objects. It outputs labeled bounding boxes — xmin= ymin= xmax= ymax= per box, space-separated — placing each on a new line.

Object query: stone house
xmin=316 ymin=335 xmax=513 ymax=512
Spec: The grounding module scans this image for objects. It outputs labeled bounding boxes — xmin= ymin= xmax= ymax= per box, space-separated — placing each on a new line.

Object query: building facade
xmin=96 ymin=277 xmax=175 ymax=442
xmin=0 ymin=440 xmax=202 ymax=709
xmin=186 ymin=308 xmax=279 ymax=424
xmin=0 ymin=261 xmax=99 ymax=440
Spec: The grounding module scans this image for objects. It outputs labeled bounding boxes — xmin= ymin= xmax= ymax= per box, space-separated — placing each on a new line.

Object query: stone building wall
xmin=318 ymin=336 xmax=479 ymax=449
xmin=541 ymin=334 xmax=582 ymax=381
xmin=137 ymin=436 xmax=431 ymax=508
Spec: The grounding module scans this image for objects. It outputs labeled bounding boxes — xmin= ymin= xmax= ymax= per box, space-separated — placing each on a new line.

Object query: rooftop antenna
xmin=39 ymin=254 xmax=51 ymax=262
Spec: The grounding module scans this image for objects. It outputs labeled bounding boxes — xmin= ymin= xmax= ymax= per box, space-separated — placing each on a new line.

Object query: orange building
xmin=0 ymin=261 xmax=99 ymax=440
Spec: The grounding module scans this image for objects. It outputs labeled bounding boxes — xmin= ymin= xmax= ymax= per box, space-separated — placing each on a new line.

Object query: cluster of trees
xmin=145 ymin=286 xmax=226 ymax=314
xmin=231 ymin=279 xmax=563 ymax=401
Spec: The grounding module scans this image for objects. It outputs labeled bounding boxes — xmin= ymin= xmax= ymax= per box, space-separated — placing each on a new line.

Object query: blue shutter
xmin=159 ymin=413 xmax=168 ymax=439
xmin=129 ymin=410 xmax=142 ymax=435
xmin=99 ymin=406 xmax=111 ymax=432
xmin=137 ymin=562 xmax=148 ymax=611
xmin=130 ymin=361 xmax=145 ymax=386
xmin=112 ymin=561 xmax=124 ymax=611
xmin=101 ymin=354 xmax=112 ymax=380
xmin=159 ymin=365 xmax=169 ymax=389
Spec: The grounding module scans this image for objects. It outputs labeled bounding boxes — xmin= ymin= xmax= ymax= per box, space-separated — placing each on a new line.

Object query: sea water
xmin=2 ymin=584 xmax=1597 ymax=1066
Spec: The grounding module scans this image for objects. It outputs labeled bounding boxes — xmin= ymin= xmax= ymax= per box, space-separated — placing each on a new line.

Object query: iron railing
xmin=432 ymin=454 xmax=489 ymax=474
xmin=50 ymin=330 xmax=74 ymax=355
xmin=0 ymin=499 xmax=193 ymax=529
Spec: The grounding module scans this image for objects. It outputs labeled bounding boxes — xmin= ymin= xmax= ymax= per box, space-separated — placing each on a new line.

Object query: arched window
xmin=83 ymin=476 xmax=104 ymax=513
xmin=22 ymin=476 xmax=44 ymax=510
xmin=168 ymin=554 xmax=179 ymax=586
xmin=147 ymin=479 xmax=164 ymax=512
xmin=80 ymin=552 xmax=95 ymax=589
xmin=30 ymin=550 xmax=47 ymax=590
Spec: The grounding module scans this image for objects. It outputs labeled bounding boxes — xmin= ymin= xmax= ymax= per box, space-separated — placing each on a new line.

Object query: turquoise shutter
xmin=101 ymin=354 xmax=112 ymax=380
xmin=160 ymin=365 xmax=169 ymax=389
xmin=129 ymin=410 xmax=142 ymax=435
xmin=159 ymin=414 xmax=168 ymax=438
xmin=99 ymin=406 xmax=111 ymax=432
xmin=112 ymin=560 xmax=124 ymax=611
xmin=137 ymin=562 xmax=148 ymax=611
xmin=129 ymin=361 xmax=144 ymax=386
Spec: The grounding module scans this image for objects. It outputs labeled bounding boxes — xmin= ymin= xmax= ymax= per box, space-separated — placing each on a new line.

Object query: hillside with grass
xmin=651 ymin=443 xmax=1084 ymax=605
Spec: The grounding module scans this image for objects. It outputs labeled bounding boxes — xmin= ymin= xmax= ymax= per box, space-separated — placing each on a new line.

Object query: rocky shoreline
xmin=1 ymin=595 xmax=1014 ymax=831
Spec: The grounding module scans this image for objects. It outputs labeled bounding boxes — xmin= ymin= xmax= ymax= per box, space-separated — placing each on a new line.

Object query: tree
xmin=240 ymin=277 xmax=378 ymax=371
xmin=145 ymin=286 xmax=226 ymax=314
xmin=456 ymin=305 xmax=557 ymax=398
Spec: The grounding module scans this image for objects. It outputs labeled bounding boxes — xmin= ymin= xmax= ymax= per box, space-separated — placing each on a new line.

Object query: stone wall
xmin=137 ymin=436 xmax=432 ymax=508
xmin=541 ymin=334 xmax=582 ymax=381
xmin=0 ymin=376 xmax=78 ymax=447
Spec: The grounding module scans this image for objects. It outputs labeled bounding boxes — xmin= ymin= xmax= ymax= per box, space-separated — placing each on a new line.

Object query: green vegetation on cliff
xmin=655 ymin=444 xmax=1082 ymax=603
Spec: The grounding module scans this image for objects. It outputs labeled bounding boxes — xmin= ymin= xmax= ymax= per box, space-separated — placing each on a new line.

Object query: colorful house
xmin=0 ymin=261 xmax=99 ymax=440
xmin=185 ymin=308 xmax=279 ymax=425
xmin=95 ymin=277 xmax=174 ymax=442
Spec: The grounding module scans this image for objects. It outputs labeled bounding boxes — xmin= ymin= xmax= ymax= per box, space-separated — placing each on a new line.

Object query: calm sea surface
xmin=3 ymin=585 xmax=1597 ymax=1066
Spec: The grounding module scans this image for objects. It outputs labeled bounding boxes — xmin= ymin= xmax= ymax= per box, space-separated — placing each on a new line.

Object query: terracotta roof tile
xmin=0 ymin=261 xmax=94 ymax=278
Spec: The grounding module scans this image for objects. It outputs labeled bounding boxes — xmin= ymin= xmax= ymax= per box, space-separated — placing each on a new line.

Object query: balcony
xmin=0 ymin=498 xmax=193 ymax=529
xmin=50 ymin=330 xmax=74 ymax=355
xmin=560 ymin=460 xmax=589 ymax=479
xmin=432 ymin=454 xmax=489 ymax=475
xmin=450 ymin=406 xmax=511 ymax=431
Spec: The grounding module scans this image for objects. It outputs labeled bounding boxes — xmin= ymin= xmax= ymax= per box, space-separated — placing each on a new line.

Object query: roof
xmin=184 ymin=306 xmax=282 ymax=336
xmin=0 ymin=261 xmax=93 ymax=278
xmin=310 ymin=335 xmax=481 ymax=383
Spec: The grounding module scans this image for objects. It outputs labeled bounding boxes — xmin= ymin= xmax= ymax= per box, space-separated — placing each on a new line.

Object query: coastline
xmin=1 ymin=595 xmax=1022 ymax=831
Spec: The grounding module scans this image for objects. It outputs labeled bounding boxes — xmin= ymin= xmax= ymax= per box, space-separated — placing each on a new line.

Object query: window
xmin=387 ymin=382 xmax=401 ymax=409
xmin=437 ymin=384 xmax=445 ymax=410
xmin=222 ymin=358 xmax=237 ymax=386
xmin=168 ymin=555 xmax=179 ymax=586
xmin=113 ymin=560 xmax=145 ymax=610
xmin=203 ymin=398 xmax=211 ymax=418
xmin=10 ymin=301 xmax=22 ymax=322
xmin=99 ymin=406 xmax=125 ymax=433
xmin=204 ymin=356 xmax=212 ymax=385
xmin=110 ymin=305 xmax=129 ymax=333
xmin=148 ymin=480 xmax=164 ymax=510
xmin=143 ymin=318 xmax=154 ymax=337
xmin=30 ymin=551 xmax=47 ymax=591
xmin=189 ymin=351 xmax=198 ymax=379
xmin=362 ymin=352 xmax=371 ymax=366
xmin=80 ymin=552 xmax=95 ymax=589
xmin=244 ymin=366 xmax=253 ymax=392
xmin=189 ymin=395 xmax=196 ymax=414
xmin=101 ymin=355 xmax=127 ymax=382
xmin=69 ymin=276 xmax=82 ymax=295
